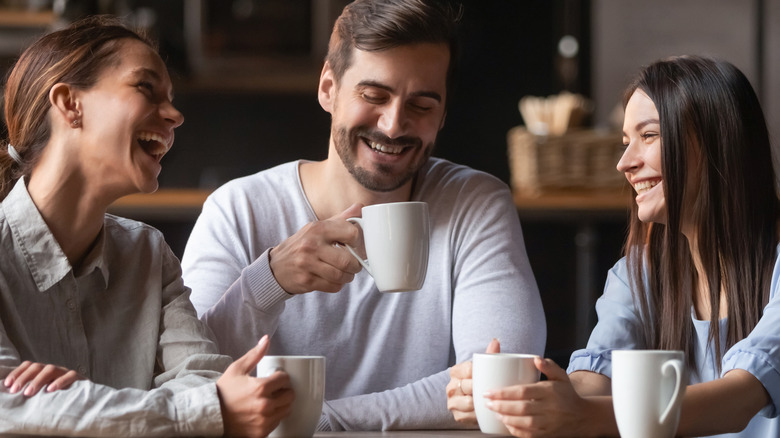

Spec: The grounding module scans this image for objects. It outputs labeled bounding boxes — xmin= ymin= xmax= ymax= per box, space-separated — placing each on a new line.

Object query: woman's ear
xmin=48 ymin=83 xmax=80 ymax=127
xmin=318 ymin=62 xmax=337 ymax=114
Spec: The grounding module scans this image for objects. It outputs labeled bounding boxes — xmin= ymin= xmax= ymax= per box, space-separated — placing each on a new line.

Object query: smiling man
xmin=182 ymin=0 xmax=546 ymax=431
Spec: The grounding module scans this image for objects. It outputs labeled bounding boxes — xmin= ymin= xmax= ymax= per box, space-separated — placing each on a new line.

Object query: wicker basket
xmin=507 ymin=126 xmax=626 ymax=196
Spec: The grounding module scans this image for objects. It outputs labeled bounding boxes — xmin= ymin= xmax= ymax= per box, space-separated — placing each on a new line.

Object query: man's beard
xmin=333 ymin=125 xmax=434 ymax=192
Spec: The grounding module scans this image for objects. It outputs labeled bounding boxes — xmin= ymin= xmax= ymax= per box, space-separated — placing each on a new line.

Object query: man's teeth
xmin=634 ymin=180 xmax=658 ymax=194
xmin=369 ymin=141 xmax=403 ymax=155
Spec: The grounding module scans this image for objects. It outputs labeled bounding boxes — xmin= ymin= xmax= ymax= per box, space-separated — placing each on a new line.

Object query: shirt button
xmin=66 ymin=299 xmax=77 ymax=310
xmin=77 ymin=365 xmax=87 ymax=375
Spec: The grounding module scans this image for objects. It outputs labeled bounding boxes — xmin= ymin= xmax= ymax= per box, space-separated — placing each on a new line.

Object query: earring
xmin=71 ymin=119 xmax=80 ymax=128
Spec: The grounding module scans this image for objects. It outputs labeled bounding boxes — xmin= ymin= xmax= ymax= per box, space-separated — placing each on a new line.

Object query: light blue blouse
xmin=568 ymin=246 xmax=780 ymax=437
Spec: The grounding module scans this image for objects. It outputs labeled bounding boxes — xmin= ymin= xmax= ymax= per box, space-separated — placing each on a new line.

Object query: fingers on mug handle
xmin=343 ymin=218 xmax=372 ymax=274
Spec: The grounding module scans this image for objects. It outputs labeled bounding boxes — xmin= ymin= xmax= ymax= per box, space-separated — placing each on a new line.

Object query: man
xmin=181 ymin=0 xmax=546 ymax=431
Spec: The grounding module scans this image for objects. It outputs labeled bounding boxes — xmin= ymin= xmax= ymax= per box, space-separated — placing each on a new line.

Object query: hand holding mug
xmin=216 ymin=336 xmax=294 ymax=438
xmin=269 ymin=204 xmax=363 ymax=294
xmin=447 ymin=338 xmax=500 ymax=424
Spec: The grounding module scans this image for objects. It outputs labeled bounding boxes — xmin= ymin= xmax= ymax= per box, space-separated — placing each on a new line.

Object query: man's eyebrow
xmin=357 ymin=80 xmax=442 ymax=103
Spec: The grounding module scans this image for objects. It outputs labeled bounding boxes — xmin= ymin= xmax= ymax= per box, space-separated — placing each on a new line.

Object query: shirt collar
xmin=3 ymin=178 xmax=109 ymax=291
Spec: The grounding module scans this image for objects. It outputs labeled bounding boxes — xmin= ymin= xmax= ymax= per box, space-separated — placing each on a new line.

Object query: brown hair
xmin=0 ymin=15 xmax=153 ymax=199
xmin=623 ymin=56 xmax=778 ymax=371
xmin=326 ymin=0 xmax=462 ymax=95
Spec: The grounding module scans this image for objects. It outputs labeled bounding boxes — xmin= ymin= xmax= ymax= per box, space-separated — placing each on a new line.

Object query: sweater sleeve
xmin=182 ymin=191 xmax=292 ymax=360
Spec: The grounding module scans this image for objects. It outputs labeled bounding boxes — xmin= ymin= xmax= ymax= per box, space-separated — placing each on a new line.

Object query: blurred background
xmin=1 ymin=0 xmax=778 ymax=365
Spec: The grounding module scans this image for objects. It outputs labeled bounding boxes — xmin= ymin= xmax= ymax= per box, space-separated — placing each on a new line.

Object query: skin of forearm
xmin=676 ymin=369 xmax=768 ymax=436
xmin=570 ymin=371 xmax=611 ymax=397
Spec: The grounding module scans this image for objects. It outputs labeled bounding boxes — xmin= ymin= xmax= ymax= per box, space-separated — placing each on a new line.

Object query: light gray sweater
xmin=181 ymin=158 xmax=546 ymax=431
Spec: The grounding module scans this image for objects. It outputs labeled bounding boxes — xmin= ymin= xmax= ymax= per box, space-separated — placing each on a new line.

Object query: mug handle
xmin=659 ymin=359 xmax=685 ymax=424
xmin=344 ymin=217 xmax=373 ymax=277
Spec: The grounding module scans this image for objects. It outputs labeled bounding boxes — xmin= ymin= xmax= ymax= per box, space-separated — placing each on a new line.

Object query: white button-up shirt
xmin=0 ymin=178 xmax=230 ymax=436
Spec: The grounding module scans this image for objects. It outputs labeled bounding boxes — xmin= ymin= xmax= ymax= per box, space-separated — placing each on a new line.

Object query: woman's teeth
xmin=137 ymin=132 xmax=168 ymax=155
xmin=634 ymin=180 xmax=658 ymax=194
xmin=369 ymin=141 xmax=403 ymax=155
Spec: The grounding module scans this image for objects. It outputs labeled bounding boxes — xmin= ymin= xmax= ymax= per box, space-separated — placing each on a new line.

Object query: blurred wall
xmin=592 ymin=0 xmax=780 ymax=170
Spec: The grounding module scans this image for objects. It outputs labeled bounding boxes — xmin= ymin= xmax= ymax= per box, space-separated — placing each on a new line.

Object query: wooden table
xmin=314 ymin=431 xmax=489 ymax=437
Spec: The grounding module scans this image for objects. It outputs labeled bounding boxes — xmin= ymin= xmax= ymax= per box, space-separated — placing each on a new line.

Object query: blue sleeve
xmin=721 ymin=246 xmax=780 ymax=418
xmin=567 ymin=258 xmax=647 ymax=378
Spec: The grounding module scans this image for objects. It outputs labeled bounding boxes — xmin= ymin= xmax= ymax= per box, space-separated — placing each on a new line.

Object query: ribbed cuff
xmin=244 ymin=249 xmax=293 ymax=311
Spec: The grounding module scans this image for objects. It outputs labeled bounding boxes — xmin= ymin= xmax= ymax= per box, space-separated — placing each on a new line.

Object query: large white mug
xmin=257 ymin=356 xmax=326 ymax=438
xmin=345 ymin=201 xmax=430 ymax=292
xmin=612 ymin=350 xmax=686 ymax=438
xmin=472 ymin=353 xmax=540 ymax=435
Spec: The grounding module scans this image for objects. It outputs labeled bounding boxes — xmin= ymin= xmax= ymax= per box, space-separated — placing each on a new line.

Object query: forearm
xmin=321 ymin=370 xmax=467 ymax=431
xmin=677 ymin=369 xmax=768 ymax=436
xmin=0 ymin=376 xmax=223 ymax=436
xmin=570 ymin=370 xmax=611 ymax=396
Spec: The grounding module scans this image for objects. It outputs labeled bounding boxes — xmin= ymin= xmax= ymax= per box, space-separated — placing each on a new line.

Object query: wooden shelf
xmin=107 ymin=188 xmax=632 ymax=223
xmin=514 ymin=189 xmax=631 ymax=221
xmin=108 ymin=189 xmax=211 ymax=221
xmin=0 ymin=9 xmax=56 ymax=27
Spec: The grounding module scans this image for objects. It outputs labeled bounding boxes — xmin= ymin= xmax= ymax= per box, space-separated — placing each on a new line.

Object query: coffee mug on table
xmin=345 ymin=201 xmax=430 ymax=292
xmin=612 ymin=350 xmax=686 ymax=438
xmin=257 ymin=356 xmax=326 ymax=438
xmin=472 ymin=353 xmax=540 ymax=435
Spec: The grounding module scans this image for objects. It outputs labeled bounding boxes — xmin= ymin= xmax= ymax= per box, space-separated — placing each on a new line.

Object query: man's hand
xmin=447 ymin=338 xmax=501 ymax=424
xmin=269 ymin=204 xmax=364 ymax=293
xmin=217 ymin=335 xmax=295 ymax=437
xmin=3 ymin=361 xmax=85 ymax=396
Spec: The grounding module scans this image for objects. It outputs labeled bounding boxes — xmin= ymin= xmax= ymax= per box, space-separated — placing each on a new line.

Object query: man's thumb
xmin=486 ymin=338 xmax=501 ymax=354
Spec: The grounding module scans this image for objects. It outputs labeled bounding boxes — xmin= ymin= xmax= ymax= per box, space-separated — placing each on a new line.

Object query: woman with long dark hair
xmin=447 ymin=56 xmax=780 ymax=436
xmin=0 ymin=16 xmax=293 ymax=436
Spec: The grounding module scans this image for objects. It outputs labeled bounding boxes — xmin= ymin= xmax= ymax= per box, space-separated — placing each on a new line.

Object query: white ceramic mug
xmin=612 ymin=350 xmax=686 ymax=438
xmin=257 ymin=356 xmax=326 ymax=438
xmin=472 ymin=353 xmax=540 ymax=435
xmin=345 ymin=201 xmax=430 ymax=292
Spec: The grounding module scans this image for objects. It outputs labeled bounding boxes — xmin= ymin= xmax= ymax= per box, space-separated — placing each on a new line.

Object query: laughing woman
xmin=447 ymin=56 xmax=780 ymax=437
xmin=0 ymin=16 xmax=292 ymax=436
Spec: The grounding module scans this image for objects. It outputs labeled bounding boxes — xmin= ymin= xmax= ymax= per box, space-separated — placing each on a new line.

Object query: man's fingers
xmin=486 ymin=338 xmax=500 ymax=354
xmin=460 ymin=378 xmax=473 ymax=395
xmin=333 ymin=203 xmax=364 ymax=221
xmin=449 ymin=361 xmax=473 ymax=379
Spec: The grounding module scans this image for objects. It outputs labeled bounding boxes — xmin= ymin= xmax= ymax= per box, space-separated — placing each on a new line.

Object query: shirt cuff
xmin=243 ymin=249 xmax=293 ymax=312
xmin=172 ymin=382 xmax=224 ymax=436
xmin=722 ymin=349 xmax=780 ymax=418
xmin=567 ymin=349 xmax=613 ymax=378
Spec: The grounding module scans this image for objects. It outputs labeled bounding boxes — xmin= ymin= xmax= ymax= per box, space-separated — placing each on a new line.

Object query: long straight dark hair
xmin=623 ymin=56 xmax=779 ymax=369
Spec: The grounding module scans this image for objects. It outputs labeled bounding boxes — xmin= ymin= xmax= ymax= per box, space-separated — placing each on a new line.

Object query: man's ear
xmin=318 ymin=61 xmax=337 ymax=114
xmin=48 ymin=83 xmax=80 ymax=127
